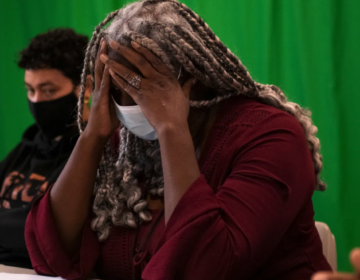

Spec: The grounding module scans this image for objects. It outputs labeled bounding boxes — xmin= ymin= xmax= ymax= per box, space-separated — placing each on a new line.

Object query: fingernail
xmin=100 ymin=54 xmax=109 ymax=63
xmin=131 ymin=41 xmax=140 ymax=48
xmin=110 ymin=40 xmax=121 ymax=49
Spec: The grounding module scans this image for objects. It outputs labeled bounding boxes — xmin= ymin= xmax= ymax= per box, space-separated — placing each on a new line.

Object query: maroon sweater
xmin=25 ymin=96 xmax=331 ymax=280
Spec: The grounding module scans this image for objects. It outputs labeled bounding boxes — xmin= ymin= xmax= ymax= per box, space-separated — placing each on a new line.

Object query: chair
xmin=315 ymin=221 xmax=337 ymax=271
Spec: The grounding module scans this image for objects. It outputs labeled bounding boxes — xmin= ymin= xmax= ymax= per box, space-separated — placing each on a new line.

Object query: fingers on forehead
xmin=97 ymin=39 xmax=106 ymax=58
xmin=97 ymin=39 xmax=103 ymax=55
xmin=133 ymin=43 xmax=162 ymax=65
xmin=131 ymin=42 xmax=171 ymax=75
xmin=109 ymin=69 xmax=138 ymax=98
xmin=97 ymin=41 xmax=107 ymax=65
xmin=107 ymin=60 xmax=135 ymax=80
xmin=95 ymin=41 xmax=107 ymax=88
xmin=109 ymin=41 xmax=136 ymax=61
xmin=110 ymin=40 xmax=154 ymax=77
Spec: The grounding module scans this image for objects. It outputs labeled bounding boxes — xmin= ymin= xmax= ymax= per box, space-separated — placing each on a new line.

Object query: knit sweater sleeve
xmin=142 ymin=113 xmax=316 ymax=280
xmin=24 ymin=187 xmax=100 ymax=280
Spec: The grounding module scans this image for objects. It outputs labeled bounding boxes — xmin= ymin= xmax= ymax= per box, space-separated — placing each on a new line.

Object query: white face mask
xmin=111 ymin=66 xmax=182 ymax=141
xmin=112 ymin=96 xmax=158 ymax=141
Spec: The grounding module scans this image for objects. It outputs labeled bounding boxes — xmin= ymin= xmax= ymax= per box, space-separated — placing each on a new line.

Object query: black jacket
xmin=0 ymin=124 xmax=79 ymax=268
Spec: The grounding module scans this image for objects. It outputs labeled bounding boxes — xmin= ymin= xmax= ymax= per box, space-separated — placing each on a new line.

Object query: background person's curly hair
xmin=77 ymin=0 xmax=326 ymax=241
xmin=18 ymin=28 xmax=88 ymax=85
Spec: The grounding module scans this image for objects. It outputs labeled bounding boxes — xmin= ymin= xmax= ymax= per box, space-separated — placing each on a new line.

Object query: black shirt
xmin=0 ymin=124 xmax=79 ymax=268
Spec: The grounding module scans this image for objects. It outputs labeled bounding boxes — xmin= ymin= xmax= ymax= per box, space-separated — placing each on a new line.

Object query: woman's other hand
xmin=100 ymin=40 xmax=196 ymax=134
xmin=312 ymin=249 xmax=360 ymax=280
xmin=85 ymin=38 xmax=119 ymax=142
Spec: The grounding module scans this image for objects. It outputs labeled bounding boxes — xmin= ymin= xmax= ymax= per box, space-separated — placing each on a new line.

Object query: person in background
xmin=0 ymin=28 xmax=91 ymax=269
xmin=313 ymin=248 xmax=360 ymax=280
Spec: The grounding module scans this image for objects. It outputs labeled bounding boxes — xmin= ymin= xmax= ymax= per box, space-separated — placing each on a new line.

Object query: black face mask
xmin=28 ymin=92 xmax=78 ymax=139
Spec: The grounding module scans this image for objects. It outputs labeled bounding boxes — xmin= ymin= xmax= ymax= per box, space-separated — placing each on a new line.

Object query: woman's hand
xmin=100 ymin=40 xmax=196 ymax=134
xmin=100 ymin=40 xmax=199 ymax=223
xmin=85 ymin=38 xmax=119 ymax=142
xmin=49 ymin=39 xmax=119 ymax=256
xmin=312 ymin=249 xmax=360 ymax=280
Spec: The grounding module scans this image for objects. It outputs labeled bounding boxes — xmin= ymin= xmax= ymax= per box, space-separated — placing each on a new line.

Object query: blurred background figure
xmin=0 ymin=28 xmax=91 ymax=268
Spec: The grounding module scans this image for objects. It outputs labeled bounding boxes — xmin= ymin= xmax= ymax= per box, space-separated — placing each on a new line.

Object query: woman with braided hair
xmin=25 ymin=0 xmax=331 ymax=279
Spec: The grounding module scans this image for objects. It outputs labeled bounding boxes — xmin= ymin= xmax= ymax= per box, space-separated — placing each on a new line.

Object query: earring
xmin=84 ymin=97 xmax=90 ymax=104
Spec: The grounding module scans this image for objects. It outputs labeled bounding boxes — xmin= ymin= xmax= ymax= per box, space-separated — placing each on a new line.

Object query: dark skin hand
xmin=48 ymin=38 xmax=217 ymax=258
xmin=49 ymin=39 xmax=119 ymax=257
xmin=101 ymin=40 xmax=208 ymax=223
xmin=106 ymin=41 xmax=216 ymax=210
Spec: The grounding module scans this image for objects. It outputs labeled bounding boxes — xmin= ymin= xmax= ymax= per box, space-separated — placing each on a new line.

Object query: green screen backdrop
xmin=0 ymin=0 xmax=359 ymax=273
